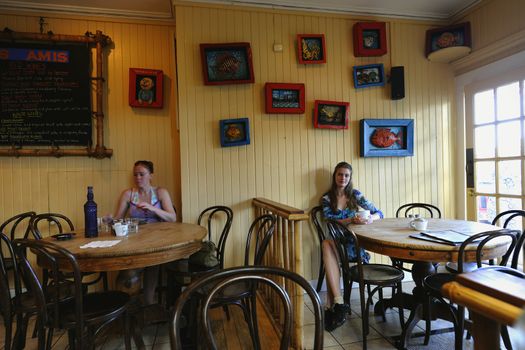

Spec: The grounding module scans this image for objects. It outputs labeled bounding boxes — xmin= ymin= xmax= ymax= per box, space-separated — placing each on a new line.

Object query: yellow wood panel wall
xmin=0 ymin=13 xmax=180 ymax=228
xmin=175 ymin=4 xmax=456 ymax=276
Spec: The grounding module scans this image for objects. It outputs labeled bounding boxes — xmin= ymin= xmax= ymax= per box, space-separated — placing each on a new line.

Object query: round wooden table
xmin=41 ymin=221 xmax=207 ymax=272
xmin=348 ymin=218 xmax=509 ymax=349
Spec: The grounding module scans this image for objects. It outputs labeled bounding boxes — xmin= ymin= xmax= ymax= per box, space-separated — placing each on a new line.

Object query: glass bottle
xmin=84 ymin=186 xmax=98 ymax=237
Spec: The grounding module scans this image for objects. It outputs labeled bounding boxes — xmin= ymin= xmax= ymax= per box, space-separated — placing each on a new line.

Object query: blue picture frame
xmin=219 ymin=118 xmax=250 ymax=147
xmin=360 ymin=119 xmax=414 ymax=157
xmin=353 ymin=64 xmax=385 ymax=89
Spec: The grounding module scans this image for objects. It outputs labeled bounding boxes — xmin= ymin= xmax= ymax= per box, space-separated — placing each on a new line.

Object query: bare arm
xmin=113 ymin=189 xmax=132 ymax=220
xmin=134 ymin=187 xmax=176 ymax=222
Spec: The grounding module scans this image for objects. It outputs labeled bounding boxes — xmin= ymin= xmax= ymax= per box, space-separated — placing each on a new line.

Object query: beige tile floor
xmin=1 ymin=279 xmax=522 ymax=349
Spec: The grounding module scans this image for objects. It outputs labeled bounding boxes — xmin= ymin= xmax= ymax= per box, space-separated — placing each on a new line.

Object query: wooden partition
xmin=252 ymin=197 xmax=309 ymax=349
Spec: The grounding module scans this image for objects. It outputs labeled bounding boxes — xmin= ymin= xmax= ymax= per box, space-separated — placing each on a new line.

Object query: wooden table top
xmin=347 ymin=218 xmax=509 ymax=263
xmin=41 ymin=222 xmax=207 ymax=272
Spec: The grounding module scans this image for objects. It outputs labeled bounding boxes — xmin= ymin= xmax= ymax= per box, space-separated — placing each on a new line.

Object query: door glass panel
xmin=496 ymin=82 xmax=520 ymax=120
xmin=499 ymin=197 xmax=523 ymax=216
xmin=498 ymin=160 xmax=521 ymax=195
xmin=497 ymin=121 xmax=521 ymax=157
xmin=474 ymin=89 xmax=494 ymax=124
xmin=477 ymin=195 xmax=496 ymax=223
xmin=475 ymin=161 xmax=495 ymax=193
xmin=474 ymin=125 xmax=495 ymax=158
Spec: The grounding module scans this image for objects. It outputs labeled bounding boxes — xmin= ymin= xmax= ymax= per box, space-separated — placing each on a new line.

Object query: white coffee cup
xmin=410 ymin=218 xmax=428 ymax=231
xmin=113 ymin=223 xmax=129 ymax=237
xmin=355 ymin=210 xmax=371 ymax=220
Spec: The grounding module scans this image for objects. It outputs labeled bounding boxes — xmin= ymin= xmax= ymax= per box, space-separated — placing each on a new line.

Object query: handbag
xmin=188 ymin=241 xmax=219 ymax=268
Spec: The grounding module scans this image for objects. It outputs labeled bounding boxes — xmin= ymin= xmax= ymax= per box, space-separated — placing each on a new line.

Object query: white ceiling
xmin=0 ymin=0 xmax=481 ymax=21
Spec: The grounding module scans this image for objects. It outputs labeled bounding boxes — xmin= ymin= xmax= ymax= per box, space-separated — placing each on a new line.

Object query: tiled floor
xmin=2 ymin=279 xmax=523 ymax=349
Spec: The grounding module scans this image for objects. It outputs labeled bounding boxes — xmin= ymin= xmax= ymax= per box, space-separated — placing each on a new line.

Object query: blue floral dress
xmin=321 ymin=189 xmax=383 ymax=262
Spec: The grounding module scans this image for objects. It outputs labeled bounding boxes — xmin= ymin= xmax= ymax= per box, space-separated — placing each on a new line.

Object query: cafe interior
xmin=1 ymin=0 xmax=525 ymax=349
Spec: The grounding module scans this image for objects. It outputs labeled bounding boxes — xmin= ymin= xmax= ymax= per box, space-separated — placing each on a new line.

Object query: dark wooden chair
xmin=164 ymin=205 xmax=233 ymax=306
xmin=0 ymin=232 xmax=34 ymax=350
xmin=197 ymin=214 xmax=276 ymax=350
xmin=29 ymin=212 xmax=108 ymax=291
xmin=0 ymin=211 xmax=36 ymax=272
xmin=326 ymin=220 xmax=405 ymax=350
xmin=170 ymin=265 xmax=323 ymax=350
xmin=422 ymin=229 xmax=518 ymax=350
xmin=310 ymin=206 xmax=327 ymax=292
xmin=13 ymin=238 xmax=132 ymax=350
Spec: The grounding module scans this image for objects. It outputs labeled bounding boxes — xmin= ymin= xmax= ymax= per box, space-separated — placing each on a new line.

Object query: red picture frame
xmin=265 ymin=83 xmax=305 ymax=114
xmin=313 ymin=100 xmax=349 ymax=129
xmin=297 ymin=34 xmax=326 ymax=64
xmin=129 ymin=68 xmax=163 ymax=108
xmin=200 ymin=42 xmax=255 ymax=85
xmin=353 ymin=22 xmax=387 ymax=57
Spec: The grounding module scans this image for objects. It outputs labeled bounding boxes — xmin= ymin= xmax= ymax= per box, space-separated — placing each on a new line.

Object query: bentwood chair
xmin=13 ymin=238 xmax=132 ymax=350
xmin=393 ymin=203 xmax=442 ymax=272
xmin=30 ymin=212 xmax=108 ymax=291
xmin=326 ymin=220 xmax=405 ymax=350
xmin=0 ymin=211 xmax=36 ymax=272
xmin=422 ymin=229 xmax=518 ymax=350
xmin=310 ymin=206 xmax=327 ymax=292
xmin=165 ymin=205 xmax=233 ymax=306
xmin=0 ymin=232 xmax=40 ymax=350
xmin=171 ymin=266 xmax=324 ymax=350
xmin=200 ymin=214 xmax=276 ymax=350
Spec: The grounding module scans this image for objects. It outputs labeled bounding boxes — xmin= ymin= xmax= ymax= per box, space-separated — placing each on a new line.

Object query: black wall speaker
xmin=391 ymin=66 xmax=405 ymax=100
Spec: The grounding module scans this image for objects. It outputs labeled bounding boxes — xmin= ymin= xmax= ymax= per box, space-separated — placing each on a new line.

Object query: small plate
xmin=51 ymin=233 xmax=75 ymax=241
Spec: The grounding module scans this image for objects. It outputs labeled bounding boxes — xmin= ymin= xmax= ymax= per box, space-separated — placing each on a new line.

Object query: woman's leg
xmin=322 ymin=239 xmax=342 ymax=307
xmin=143 ymin=265 xmax=160 ymax=305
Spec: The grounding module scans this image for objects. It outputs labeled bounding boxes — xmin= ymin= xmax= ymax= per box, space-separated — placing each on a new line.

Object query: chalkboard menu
xmin=0 ymin=42 xmax=92 ymax=146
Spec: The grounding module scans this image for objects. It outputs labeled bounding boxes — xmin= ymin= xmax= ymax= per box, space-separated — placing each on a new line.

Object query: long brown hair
xmin=327 ymin=162 xmax=358 ymax=212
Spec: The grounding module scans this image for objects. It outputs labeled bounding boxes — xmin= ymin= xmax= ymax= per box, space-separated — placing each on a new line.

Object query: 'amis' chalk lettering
xmin=0 ymin=48 xmax=69 ymax=63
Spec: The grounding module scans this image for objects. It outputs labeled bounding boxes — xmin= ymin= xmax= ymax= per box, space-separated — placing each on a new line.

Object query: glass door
xmin=465 ymin=68 xmax=525 ymax=235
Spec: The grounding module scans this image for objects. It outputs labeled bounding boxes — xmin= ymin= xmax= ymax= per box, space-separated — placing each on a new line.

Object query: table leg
xmin=470 ymin=311 xmax=500 ymax=350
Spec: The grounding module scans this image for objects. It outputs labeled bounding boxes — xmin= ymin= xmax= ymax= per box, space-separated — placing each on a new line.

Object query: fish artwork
xmin=370 ymin=128 xmax=403 ymax=148
xmin=214 ymin=53 xmax=241 ymax=77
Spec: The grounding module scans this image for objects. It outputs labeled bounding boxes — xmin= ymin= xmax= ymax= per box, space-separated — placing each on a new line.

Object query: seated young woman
xmin=113 ymin=160 xmax=176 ymax=306
xmin=321 ymin=161 xmax=383 ymax=331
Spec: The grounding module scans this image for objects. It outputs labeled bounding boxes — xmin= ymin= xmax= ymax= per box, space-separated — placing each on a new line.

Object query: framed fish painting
xmin=219 ymin=118 xmax=250 ymax=147
xmin=313 ymin=100 xmax=349 ymax=129
xmin=200 ymin=42 xmax=255 ymax=85
xmin=297 ymin=34 xmax=326 ymax=64
xmin=360 ymin=119 xmax=414 ymax=157
xmin=353 ymin=22 xmax=387 ymax=57
xmin=353 ymin=64 xmax=385 ymax=89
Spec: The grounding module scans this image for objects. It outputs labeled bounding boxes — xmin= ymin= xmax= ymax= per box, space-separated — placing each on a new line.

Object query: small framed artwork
xmin=360 ymin=119 xmax=414 ymax=157
xmin=219 ymin=118 xmax=250 ymax=147
xmin=425 ymin=22 xmax=471 ymax=61
xmin=264 ymin=83 xmax=305 ymax=114
xmin=353 ymin=64 xmax=385 ymax=89
xmin=313 ymin=100 xmax=349 ymax=129
xmin=353 ymin=22 xmax=387 ymax=57
xmin=297 ymin=34 xmax=326 ymax=64
xmin=129 ymin=68 xmax=163 ymax=108
xmin=200 ymin=42 xmax=255 ymax=85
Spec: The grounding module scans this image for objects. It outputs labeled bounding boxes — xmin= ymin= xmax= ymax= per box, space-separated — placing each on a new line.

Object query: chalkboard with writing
xmin=0 ymin=42 xmax=92 ymax=146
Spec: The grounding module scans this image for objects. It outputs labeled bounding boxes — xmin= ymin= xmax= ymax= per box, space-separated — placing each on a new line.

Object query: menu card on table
xmin=409 ymin=230 xmax=481 ymax=246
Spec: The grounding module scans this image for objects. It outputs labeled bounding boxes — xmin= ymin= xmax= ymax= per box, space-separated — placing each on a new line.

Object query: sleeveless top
xmin=128 ymin=187 xmax=163 ymax=223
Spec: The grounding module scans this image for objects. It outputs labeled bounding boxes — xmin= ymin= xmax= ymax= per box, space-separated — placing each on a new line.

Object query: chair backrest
xmin=396 ymin=203 xmax=441 ymax=218
xmin=456 ymin=229 xmax=518 ymax=273
xmin=325 ymin=220 xmax=365 ymax=278
xmin=170 ymin=266 xmax=323 ymax=350
xmin=244 ymin=214 xmax=276 ymax=266
xmin=310 ymin=206 xmax=326 ymax=243
xmin=197 ymin=206 xmax=234 ymax=268
xmin=29 ymin=213 xmax=74 ymax=239
xmin=13 ymin=239 xmax=84 ymax=333
xmin=491 ymin=210 xmax=525 ymax=269
xmin=0 ymin=233 xmax=18 ymax=332
xmin=0 ymin=211 xmax=36 ymax=241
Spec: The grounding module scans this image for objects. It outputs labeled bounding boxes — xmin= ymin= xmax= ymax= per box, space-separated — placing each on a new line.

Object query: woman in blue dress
xmin=321 ymin=161 xmax=383 ymax=331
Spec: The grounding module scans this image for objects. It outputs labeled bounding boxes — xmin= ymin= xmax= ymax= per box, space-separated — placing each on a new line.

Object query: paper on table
xmin=79 ymin=240 xmax=121 ymax=249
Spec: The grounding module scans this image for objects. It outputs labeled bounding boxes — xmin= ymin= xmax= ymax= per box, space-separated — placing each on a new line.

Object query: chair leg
xmin=423 ymin=294 xmax=432 ymax=345
xmin=124 ymin=311 xmax=132 ymax=350
xmin=501 ymin=325 xmax=513 ymax=350
xmin=315 ymin=262 xmax=325 ymax=292
xmin=396 ymin=282 xmax=405 ymax=329
xmin=367 ymin=284 xmax=374 ymax=306
xmin=359 ymin=283 xmax=368 ymax=350
xmin=378 ymin=288 xmax=386 ymax=322
xmin=4 ymin=317 xmax=12 ymax=350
